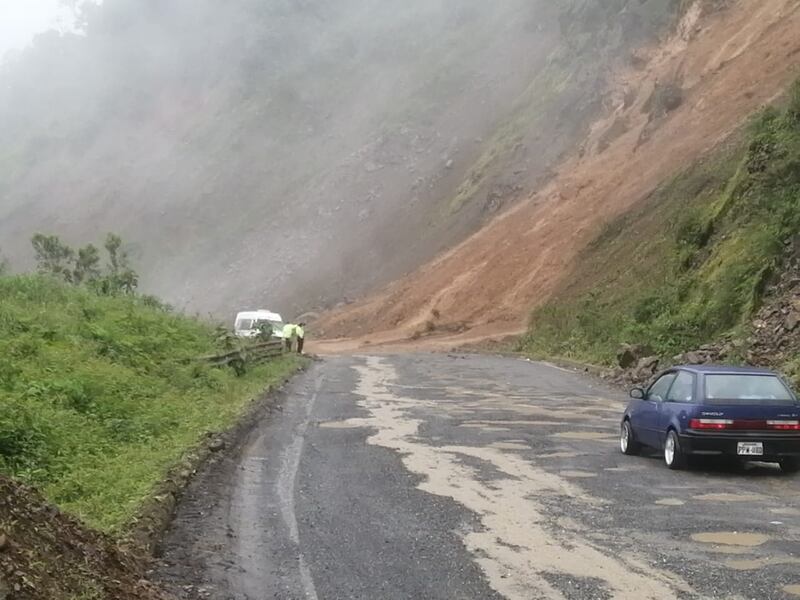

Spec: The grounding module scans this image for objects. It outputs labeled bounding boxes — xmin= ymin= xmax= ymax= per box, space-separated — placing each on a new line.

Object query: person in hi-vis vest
xmin=282 ymin=323 xmax=297 ymax=352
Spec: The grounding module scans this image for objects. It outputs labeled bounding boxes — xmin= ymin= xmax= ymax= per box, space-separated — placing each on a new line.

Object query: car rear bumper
xmin=680 ymin=432 xmax=800 ymax=459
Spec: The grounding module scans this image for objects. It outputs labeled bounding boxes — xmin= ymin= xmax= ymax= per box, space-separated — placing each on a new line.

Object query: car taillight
xmin=689 ymin=418 xmax=734 ymax=430
xmin=767 ymin=420 xmax=800 ymax=431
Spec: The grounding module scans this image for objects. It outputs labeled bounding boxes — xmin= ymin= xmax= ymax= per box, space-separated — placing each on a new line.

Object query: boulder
xmin=784 ymin=312 xmax=800 ymax=332
xmin=637 ymin=356 xmax=660 ymax=374
xmin=616 ymin=343 xmax=653 ymax=369
xmin=685 ymin=351 xmax=707 ymax=365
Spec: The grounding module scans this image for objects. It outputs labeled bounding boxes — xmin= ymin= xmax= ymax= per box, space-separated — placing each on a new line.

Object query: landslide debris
xmin=318 ymin=0 xmax=800 ymax=349
xmin=0 ymin=475 xmax=170 ymax=600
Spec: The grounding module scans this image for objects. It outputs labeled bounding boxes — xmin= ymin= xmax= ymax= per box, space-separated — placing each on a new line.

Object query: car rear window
xmin=704 ymin=374 xmax=795 ymax=405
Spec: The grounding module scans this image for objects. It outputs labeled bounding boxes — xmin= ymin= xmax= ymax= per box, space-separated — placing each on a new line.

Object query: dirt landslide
xmin=317 ymin=0 xmax=800 ymax=350
xmin=0 ymin=476 xmax=170 ymax=600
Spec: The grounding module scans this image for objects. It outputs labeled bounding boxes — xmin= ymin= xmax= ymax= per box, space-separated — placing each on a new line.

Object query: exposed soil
xmin=0 ymin=476 xmax=169 ymax=600
xmin=318 ymin=0 xmax=800 ymax=349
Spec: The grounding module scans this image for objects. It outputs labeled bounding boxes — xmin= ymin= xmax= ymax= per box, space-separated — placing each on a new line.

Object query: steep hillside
xmin=318 ymin=0 xmax=800 ymax=350
xmin=521 ymin=81 xmax=800 ymax=376
xmin=0 ymin=1 xmax=678 ymax=320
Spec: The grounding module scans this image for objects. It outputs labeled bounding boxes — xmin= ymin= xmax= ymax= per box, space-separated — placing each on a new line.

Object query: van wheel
xmin=620 ymin=421 xmax=641 ymax=456
xmin=664 ymin=430 xmax=686 ymax=470
xmin=779 ymin=458 xmax=800 ymax=474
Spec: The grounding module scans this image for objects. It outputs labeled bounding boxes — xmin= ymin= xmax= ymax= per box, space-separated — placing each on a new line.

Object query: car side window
xmin=647 ymin=373 xmax=677 ymax=402
xmin=667 ymin=371 xmax=695 ymax=403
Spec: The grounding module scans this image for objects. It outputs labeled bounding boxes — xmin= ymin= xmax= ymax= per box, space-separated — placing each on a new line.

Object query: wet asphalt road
xmin=155 ymin=354 xmax=800 ymax=600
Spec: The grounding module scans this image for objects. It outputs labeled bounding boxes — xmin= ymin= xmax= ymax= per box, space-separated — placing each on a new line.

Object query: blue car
xmin=620 ymin=365 xmax=800 ymax=471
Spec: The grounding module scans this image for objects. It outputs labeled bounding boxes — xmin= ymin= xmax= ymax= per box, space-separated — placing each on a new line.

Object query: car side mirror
xmin=630 ymin=387 xmax=646 ymax=400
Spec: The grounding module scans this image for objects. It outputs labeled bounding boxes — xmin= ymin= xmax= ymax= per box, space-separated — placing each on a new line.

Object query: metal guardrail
xmin=201 ymin=340 xmax=284 ymax=368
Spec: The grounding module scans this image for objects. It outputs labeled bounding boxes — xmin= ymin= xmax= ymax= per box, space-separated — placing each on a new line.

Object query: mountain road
xmin=155 ymin=354 xmax=800 ymax=600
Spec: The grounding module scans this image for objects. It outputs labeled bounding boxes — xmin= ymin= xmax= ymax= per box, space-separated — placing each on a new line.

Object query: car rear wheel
xmin=620 ymin=420 xmax=641 ymax=456
xmin=779 ymin=457 xmax=800 ymax=474
xmin=664 ymin=430 xmax=686 ymax=470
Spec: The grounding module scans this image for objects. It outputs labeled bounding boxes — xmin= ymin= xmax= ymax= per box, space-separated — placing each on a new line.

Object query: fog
xmin=0 ymin=0 xmax=672 ymax=320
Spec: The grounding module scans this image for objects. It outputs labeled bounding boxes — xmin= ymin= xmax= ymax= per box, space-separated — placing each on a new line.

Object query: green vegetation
xmin=520 ymin=80 xmax=800 ymax=366
xmin=31 ymin=233 xmax=139 ymax=294
xmin=0 ymin=274 xmax=301 ymax=532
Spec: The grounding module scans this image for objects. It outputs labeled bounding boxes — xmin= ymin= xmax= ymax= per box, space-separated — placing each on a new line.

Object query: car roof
xmin=674 ymin=364 xmax=777 ymax=375
xmin=236 ymin=310 xmax=283 ymax=321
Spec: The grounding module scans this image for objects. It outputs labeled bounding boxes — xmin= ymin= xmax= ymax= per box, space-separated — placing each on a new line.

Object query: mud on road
xmin=154 ymin=354 xmax=800 ymax=600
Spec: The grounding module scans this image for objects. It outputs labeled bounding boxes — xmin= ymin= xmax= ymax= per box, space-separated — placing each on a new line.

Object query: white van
xmin=234 ymin=310 xmax=285 ymax=339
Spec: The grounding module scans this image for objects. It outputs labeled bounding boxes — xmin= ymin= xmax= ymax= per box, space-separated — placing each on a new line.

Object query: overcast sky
xmin=0 ymin=0 xmax=80 ymax=58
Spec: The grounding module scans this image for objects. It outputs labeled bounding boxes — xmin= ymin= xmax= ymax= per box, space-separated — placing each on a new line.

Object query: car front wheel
xmin=620 ymin=420 xmax=641 ymax=456
xmin=664 ymin=430 xmax=686 ymax=470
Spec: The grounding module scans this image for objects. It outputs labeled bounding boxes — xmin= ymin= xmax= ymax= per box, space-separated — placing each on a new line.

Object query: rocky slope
xmin=318 ymin=0 xmax=800 ymax=349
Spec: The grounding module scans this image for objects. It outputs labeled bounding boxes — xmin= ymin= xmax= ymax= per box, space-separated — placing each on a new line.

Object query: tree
xmin=116 ymin=267 xmax=139 ymax=295
xmin=104 ymin=233 xmax=123 ymax=276
xmin=30 ymin=232 xmax=139 ymax=294
xmin=31 ymin=234 xmax=75 ymax=282
xmin=73 ymin=244 xmax=101 ymax=284
xmin=102 ymin=233 xmax=138 ymax=295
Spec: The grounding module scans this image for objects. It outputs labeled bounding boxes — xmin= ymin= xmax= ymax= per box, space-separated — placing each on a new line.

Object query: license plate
xmin=737 ymin=442 xmax=764 ymax=456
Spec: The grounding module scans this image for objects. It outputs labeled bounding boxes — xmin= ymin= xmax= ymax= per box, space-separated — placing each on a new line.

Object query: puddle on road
xmin=559 ymin=470 xmax=597 ymax=478
xmin=784 ymin=584 xmax=800 ymax=596
xmin=655 ymin=499 xmax=685 ymax=506
xmin=693 ymin=493 xmax=766 ymax=503
xmin=726 ymin=557 xmax=800 ymax=571
xmin=691 ymin=532 xmax=770 ymax=546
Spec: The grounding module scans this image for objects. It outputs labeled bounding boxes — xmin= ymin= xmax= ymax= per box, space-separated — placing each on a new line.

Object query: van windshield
xmin=704 ymin=374 xmax=795 ymax=405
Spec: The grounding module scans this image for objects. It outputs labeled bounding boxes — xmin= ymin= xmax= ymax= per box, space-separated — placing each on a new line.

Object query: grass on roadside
xmin=0 ymin=275 xmax=302 ymax=532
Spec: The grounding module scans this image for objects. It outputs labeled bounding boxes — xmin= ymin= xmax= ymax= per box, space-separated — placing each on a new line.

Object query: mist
xmin=0 ymin=0 xmax=671 ymax=320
